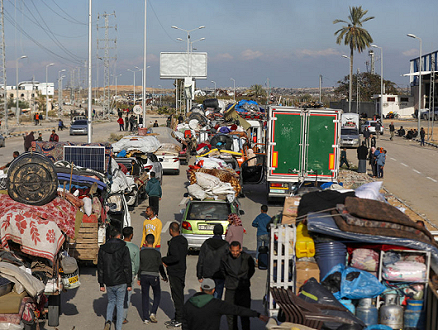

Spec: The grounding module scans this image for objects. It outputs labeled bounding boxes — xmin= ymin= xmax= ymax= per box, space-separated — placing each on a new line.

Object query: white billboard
xmin=160 ymin=52 xmax=207 ymax=79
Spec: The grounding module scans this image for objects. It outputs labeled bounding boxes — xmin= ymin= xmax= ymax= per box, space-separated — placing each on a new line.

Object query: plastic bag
xmin=322 ymin=264 xmax=385 ymax=299
xmin=355 ymin=181 xmax=385 ymax=202
xmin=350 ymin=248 xmax=379 ymax=272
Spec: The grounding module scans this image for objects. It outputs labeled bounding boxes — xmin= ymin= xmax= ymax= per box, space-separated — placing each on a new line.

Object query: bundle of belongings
xmin=112 ymin=135 xmax=161 ymax=154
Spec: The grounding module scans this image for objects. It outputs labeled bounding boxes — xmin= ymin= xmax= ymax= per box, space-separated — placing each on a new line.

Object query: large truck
xmin=340 ymin=112 xmax=360 ymax=148
xmin=241 ymin=107 xmax=341 ymax=200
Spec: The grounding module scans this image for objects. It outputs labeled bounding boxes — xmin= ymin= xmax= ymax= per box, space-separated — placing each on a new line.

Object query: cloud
xmin=241 ymin=49 xmax=263 ymax=60
xmin=294 ymin=48 xmax=341 ymax=58
xmin=215 ymin=53 xmax=233 ymax=61
xmin=402 ymin=49 xmax=419 ymax=57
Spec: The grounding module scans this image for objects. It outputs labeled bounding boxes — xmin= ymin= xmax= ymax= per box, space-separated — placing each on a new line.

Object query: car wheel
xmin=175 ymin=169 xmax=180 ymax=175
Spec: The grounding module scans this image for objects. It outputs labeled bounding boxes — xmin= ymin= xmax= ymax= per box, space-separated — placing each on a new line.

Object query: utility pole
xmin=432 ymin=54 xmax=435 ymax=140
xmin=97 ymin=12 xmax=117 ymax=117
xmin=356 ymin=68 xmax=360 ymax=114
xmin=0 ymin=0 xmax=7 ymax=133
xmin=319 ymin=75 xmax=322 ymax=103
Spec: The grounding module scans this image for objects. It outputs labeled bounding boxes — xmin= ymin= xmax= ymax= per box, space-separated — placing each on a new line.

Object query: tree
xmin=334 ymin=72 xmax=398 ymax=101
xmin=250 ymin=84 xmax=266 ymax=99
xmin=334 ymin=6 xmax=374 ymax=108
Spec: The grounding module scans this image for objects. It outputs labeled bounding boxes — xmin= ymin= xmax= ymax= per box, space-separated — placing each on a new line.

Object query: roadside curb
xmin=413 ymin=138 xmax=438 ymax=148
xmin=4 ymin=127 xmax=55 ymax=139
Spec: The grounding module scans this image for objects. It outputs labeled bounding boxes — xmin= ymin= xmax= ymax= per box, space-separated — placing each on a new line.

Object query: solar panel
xmin=64 ymin=146 xmax=106 ymax=172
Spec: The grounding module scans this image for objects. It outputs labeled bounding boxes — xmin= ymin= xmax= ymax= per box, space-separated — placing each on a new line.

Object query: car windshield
xmin=73 ymin=120 xmax=87 ymax=125
xmin=186 ymin=202 xmax=231 ymax=221
xmin=369 ymin=122 xmax=377 ymax=127
xmin=341 ymin=128 xmax=358 ymax=135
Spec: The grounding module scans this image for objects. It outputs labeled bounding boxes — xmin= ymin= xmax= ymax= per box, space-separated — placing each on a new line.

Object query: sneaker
xmin=104 ymin=321 xmax=111 ymax=330
xmin=164 ymin=320 xmax=175 ymax=326
xmin=173 ymin=321 xmax=182 ymax=327
xmin=143 ymin=319 xmax=150 ymax=324
xmin=150 ymin=313 xmax=158 ymax=323
xmin=123 ymin=319 xmax=128 ymax=324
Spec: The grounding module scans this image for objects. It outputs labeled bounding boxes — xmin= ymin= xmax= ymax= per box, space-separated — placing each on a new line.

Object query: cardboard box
xmin=295 ymin=261 xmax=320 ymax=291
xmin=282 ymin=214 xmax=296 ymax=225
xmin=283 ymin=196 xmax=301 ymax=217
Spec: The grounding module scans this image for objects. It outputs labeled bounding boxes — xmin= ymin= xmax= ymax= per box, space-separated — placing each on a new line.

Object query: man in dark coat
xmin=221 ymin=241 xmax=255 ymax=330
xmin=363 ymin=126 xmax=371 ymax=148
xmin=24 ymin=132 xmax=35 ymax=151
xmin=196 ymin=224 xmax=229 ymax=299
xmin=356 ymin=142 xmax=368 ymax=173
xmin=162 ymin=222 xmax=188 ymax=328
xmin=182 ymin=278 xmax=268 ymax=330
xmin=98 ymin=227 xmax=132 ymax=330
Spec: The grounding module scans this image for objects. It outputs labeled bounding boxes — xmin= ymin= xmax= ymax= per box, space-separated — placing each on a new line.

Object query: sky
xmin=4 ymin=0 xmax=438 ymax=91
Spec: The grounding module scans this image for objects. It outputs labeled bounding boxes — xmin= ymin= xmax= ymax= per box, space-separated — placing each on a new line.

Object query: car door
xmin=241 ymin=154 xmax=266 ymax=184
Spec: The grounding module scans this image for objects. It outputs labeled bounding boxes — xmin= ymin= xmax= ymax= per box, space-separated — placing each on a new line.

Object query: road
xmin=346 ymin=131 xmax=438 ymax=225
xmin=0 ymin=118 xmax=281 ymax=329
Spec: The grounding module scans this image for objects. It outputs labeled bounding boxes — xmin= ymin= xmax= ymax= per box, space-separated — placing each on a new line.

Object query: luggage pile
xmin=267 ymin=181 xmax=437 ymax=330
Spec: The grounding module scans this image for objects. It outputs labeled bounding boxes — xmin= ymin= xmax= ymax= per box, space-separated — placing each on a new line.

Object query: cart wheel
xmin=47 ymin=295 xmax=60 ymax=327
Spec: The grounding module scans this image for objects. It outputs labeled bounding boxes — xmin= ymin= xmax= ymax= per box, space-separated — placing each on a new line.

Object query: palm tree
xmin=334 ymin=6 xmax=374 ymax=110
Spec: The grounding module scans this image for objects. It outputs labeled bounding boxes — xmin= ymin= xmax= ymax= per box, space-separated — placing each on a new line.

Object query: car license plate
xmin=68 ymin=275 xmax=79 ymax=284
xmin=198 ymin=224 xmax=214 ymax=230
xmin=270 ymin=189 xmax=286 ymax=194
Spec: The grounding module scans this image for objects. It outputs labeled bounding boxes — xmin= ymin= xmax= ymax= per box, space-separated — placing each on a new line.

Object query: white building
xmin=372 ymin=94 xmax=415 ymax=118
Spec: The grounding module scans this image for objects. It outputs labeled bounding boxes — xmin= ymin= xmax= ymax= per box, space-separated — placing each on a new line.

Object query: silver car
xmin=137 ymin=153 xmax=164 ymax=183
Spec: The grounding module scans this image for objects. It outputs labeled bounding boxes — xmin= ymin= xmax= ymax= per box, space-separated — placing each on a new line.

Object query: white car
xmin=156 ymin=152 xmax=180 ymax=175
xmin=361 ymin=120 xmax=384 ymax=135
xmin=149 ymin=127 xmax=182 ymax=175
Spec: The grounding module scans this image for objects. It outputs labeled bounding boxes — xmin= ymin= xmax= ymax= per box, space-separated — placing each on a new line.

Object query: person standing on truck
xmin=363 ymin=126 xmax=371 ymax=148
xmin=251 ymin=205 xmax=271 ymax=266
xmin=340 ymin=148 xmax=350 ymax=169
xmin=196 ymin=224 xmax=229 ymax=300
xmin=221 ymin=241 xmax=256 ymax=330
xmin=389 ymin=122 xmax=395 ymax=141
xmin=98 ymin=227 xmax=132 ymax=330
xmin=145 ymin=171 xmax=162 ymax=216
xmin=122 ymin=227 xmax=139 ymax=325
xmin=140 ymin=206 xmax=162 ymax=250
xmin=356 ymin=142 xmax=368 ymax=173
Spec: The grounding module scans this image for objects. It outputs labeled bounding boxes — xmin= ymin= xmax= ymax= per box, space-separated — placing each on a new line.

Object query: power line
xmin=48 ymin=0 xmax=86 ymax=26
xmin=148 ymin=0 xmax=178 ymax=42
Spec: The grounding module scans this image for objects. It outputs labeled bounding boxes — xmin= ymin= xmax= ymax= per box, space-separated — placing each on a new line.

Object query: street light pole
xmin=211 ymin=80 xmax=216 ymax=97
xmin=158 ymin=84 xmax=162 ymax=107
xmin=16 ymin=55 xmax=27 ymax=124
xmin=143 ymin=0 xmax=147 ymax=122
xmin=371 ymin=45 xmax=383 ymax=118
xmin=58 ymin=69 xmax=66 ymax=116
xmin=127 ymin=69 xmax=136 ymax=105
xmin=230 ymin=78 xmax=236 ymax=102
xmin=45 ymin=63 xmax=54 ymax=121
xmin=407 ymin=34 xmax=422 ymax=134
xmin=342 ymin=55 xmax=352 ymax=112
xmin=87 ymin=0 xmax=92 ymax=143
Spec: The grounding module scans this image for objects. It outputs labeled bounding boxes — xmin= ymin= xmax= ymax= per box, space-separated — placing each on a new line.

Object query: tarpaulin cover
xmin=0 ymin=194 xmax=77 ymax=261
xmin=35 ymin=141 xmax=112 ymax=171
xmin=112 ymin=135 xmax=161 ymax=154
xmin=57 ymin=173 xmax=107 ymax=190
xmin=306 ymin=212 xmax=438 ymax=274
xmin=234 ymin=100 xmax=262 ymax=113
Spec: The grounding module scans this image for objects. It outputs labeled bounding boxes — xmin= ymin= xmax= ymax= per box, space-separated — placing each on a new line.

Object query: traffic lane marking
xmin=390 ymin=157 xmax=396 ymax=161
xmin=400 ymin=163 xmax=408 ymax=167
xmin=162 ymin=221 xmax=171 ymax=233
xmin=427 ymin=177 xmax=437 ymax=183
xmin=413 ymin=169 xmax=421 ymax=174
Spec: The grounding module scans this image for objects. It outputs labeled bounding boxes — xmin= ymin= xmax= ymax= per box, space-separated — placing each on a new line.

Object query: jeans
xmin=106 ymin=283 xmax=127 ymax=330
xmin=140 ymin=275 xmax=161 ymax=321
xmin=149 ymin=196 xmax=160 ymax=216
xmin=169 ymin=275 xmax=185 ymax=323
xmin=123 ymin=275 xmax=135 ymax=320
xmin=378 ymin=165 xmax=384 ymax=178
xmin=225 ymin=287 xmax=251 ymax=330
xmin=256 ymin=234 xmax=269 ymax=260
xmin=213 ymin=278 xmax=225 ymax=300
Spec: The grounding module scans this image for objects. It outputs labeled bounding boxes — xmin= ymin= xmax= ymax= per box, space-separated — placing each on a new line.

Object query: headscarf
xmin=228 ymin=213 xmax=242 ymax=226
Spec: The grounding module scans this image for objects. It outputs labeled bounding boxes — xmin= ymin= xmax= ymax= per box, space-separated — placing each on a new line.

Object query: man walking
xmin=375 ymin=121 xmax=381 ymax=139
xmin=182 ymin=278 xmax=268 ymax=330
xmin=122 ymin=227 xmax=139 ymax=325
xmin=145 ymin=172 xmax=162 ymax=216
xmin=162 ymin=222 xmax=188 ymax=328
xmin=340 ymin=148 xmax=350 ymax=169
xmin=420 ymin=127 xmax=426 ymax=146
xmin=97 ymin=227 xmax=132 ymax=330
xmin=251 ymin=205 xmax=271 ymax=266
xmin=140 ymin=206 xmax=162 ymax=250
xmin=389 ymin=122 xmax=395 ymax=141
xmin=356 ymin=142 xmax=368 ymax=173
xmin=138 ymin=234 xmax=168 ymax=324
xmin=363 ymin=126 xmax=371 ymax=148
xmin=197 ymin=224 xmax=229 ymax=299
xmin=221 ymin=241 xmax=256 ymax=330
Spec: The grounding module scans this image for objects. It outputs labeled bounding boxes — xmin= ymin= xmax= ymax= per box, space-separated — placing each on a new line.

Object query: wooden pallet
xmin=69 ymin=222 xmax=99 ymax=264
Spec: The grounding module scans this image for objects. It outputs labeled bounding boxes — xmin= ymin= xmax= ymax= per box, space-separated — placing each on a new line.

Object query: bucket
xmin=404 ymin=300 xmax=425 ymax=330
xmin=138 ymin=127 xmax=148 ymax=136
xmin=314 ymin=241 xmax=347 ymax=278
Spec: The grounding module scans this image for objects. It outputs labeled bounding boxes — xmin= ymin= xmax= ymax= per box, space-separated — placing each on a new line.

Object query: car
xmin=340 ymin=128 xmax=360 ymax=148
xmin=180 ymin=198 xmax=244 ymax=250
xmin=360 ymin=120 xmax=384 ymax=135
xmin=69 ymin=120 xmax=89 ymax=135
xmin=149 ymin=127 xmax=181 ymax=175
xmin=136 ymin=153 xmax=163 ymax=183
xmin=0 ymin=134 xmax=5 ymax=147
xmin=114 ymin=157 xmax=144 ymax=207
xmin=421 ymin=109 xmax=438 ymax=121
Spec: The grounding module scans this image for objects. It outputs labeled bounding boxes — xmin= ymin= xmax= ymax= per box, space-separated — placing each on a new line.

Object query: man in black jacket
xmin=221 ymin=241 xmax=256 ymax=330
xmin=182 ymin=279 xmax=268 ymax=330
xmin=98 ymin=227 xmax=132 ymax=330
xmin=162 ymin=222 xmax=188 ymax=328
xmin=197 ymin=224 xmax=229 ymax=299
xmin=356 ymin=142 xmax=368 ymax=173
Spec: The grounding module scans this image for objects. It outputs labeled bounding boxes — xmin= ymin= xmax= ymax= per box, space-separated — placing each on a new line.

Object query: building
xmin=407 ymin=50 xmax=437 ymax=112
xmin=372 ymin=94 xmax=414 ymax=118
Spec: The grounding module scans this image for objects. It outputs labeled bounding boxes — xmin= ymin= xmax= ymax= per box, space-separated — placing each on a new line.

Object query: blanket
xmin=0 ymin=194 xmax=77 ymax=261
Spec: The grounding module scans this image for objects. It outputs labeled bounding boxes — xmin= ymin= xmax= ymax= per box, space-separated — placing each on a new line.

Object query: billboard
xmin=160 ymin=52 xmax=207 ymax=79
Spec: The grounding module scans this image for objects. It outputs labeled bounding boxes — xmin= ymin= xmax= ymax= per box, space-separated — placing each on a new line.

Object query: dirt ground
xmin=383 ymin=118 xmax=438 ymax=143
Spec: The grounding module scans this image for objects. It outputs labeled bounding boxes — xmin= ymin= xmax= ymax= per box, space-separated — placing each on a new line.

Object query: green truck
xmin=241 ymin=107 xmax=341 ymax=199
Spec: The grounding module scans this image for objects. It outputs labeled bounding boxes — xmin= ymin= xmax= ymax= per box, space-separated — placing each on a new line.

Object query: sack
xmin=60 ymin=256 xmax=78 ymax=274
xmin=195 ymin=172 xmax=221 ymax=189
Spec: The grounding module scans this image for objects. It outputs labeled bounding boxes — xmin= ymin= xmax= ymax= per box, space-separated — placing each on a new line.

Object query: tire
xmin=175 ymin=170 xmax=180 ymax=175
xmin=47 ymin=295 xmax=60 ymax=327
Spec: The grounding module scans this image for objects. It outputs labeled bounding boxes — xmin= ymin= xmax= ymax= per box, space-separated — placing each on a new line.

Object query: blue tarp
xmin=234 ymin=100 xmax=264 ymax=113
xmin=57 ymin=173 xmax=107 ymax=190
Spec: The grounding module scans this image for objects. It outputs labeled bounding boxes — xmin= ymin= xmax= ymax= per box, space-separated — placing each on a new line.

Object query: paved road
xmin=346 ymin=132 xmax=438 ymax=225
xmin=1 ymin=118 xmax=280 ymax=329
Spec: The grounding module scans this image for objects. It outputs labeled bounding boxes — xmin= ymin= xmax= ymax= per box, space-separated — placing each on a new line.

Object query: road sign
xmin=133 ymin=105 xmax=142 ymax=115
